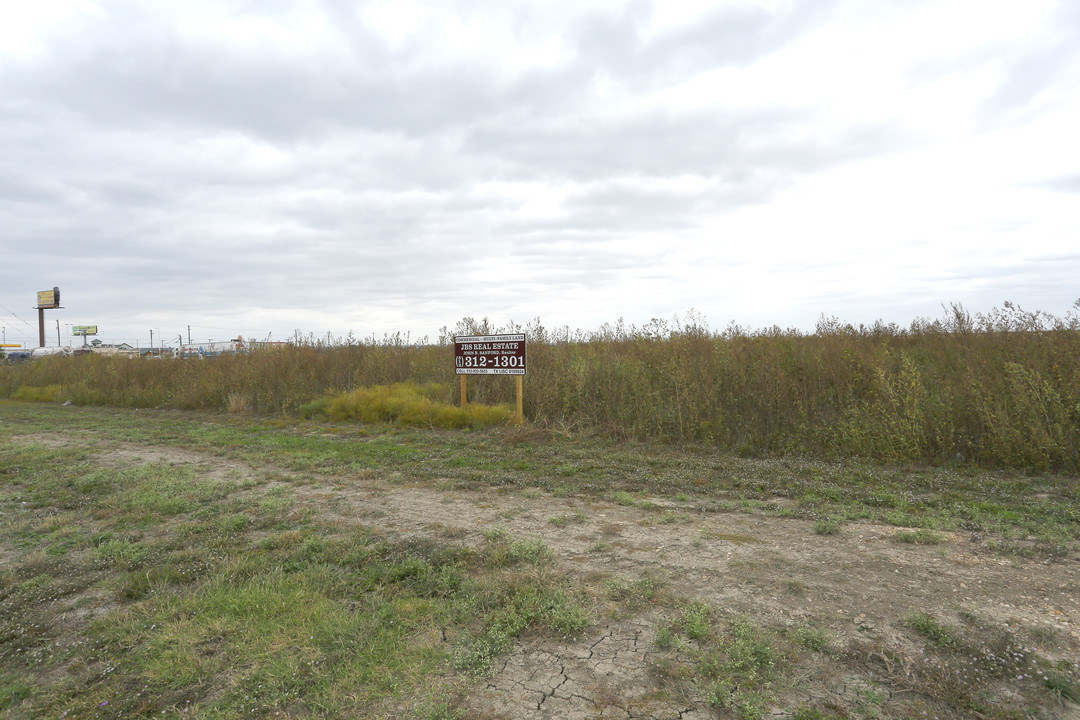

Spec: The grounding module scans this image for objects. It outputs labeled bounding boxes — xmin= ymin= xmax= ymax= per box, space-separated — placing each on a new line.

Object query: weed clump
xmin=813 ymin=517 xmax=842 ymax=535
xmin=653 ymin=605 xmax=792 ymax=718
xmin=316 ymin=382 xmax=512 ymax=429
xmin=453 ymin=533 xmax=589 ymax=678
xmin=12 ymin=385 xmax=64 ymax=402
xmin=905 ymin=610 xmax=964 ymax=650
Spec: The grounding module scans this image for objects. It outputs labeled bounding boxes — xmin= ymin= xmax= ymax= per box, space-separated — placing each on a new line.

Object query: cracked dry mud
xmin=472 ymin=619 xmax=707 ymax=720
xmin=18 ymin=434 xmax=1080 ymax=719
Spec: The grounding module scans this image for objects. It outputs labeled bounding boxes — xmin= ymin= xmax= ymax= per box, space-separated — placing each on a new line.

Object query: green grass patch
xmin=653 ymin=604 xmax=793 ymax=720
xmin=678 ymin=600 xmax=712 ymax=640
xmin=0 ymin=430 xmax=596 ymax=718
xmin=700 ymin=617 xmax=789 ymax=719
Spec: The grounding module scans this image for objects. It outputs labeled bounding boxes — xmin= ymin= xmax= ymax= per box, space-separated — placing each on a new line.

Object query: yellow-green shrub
xmin=12 ymin=384 xmax=65 ymax=402
xmin=321 ymin=382 xmax=511 ymax=429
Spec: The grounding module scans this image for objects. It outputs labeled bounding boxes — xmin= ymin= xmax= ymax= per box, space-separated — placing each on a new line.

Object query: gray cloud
xmin=1 ymin=0 xmax=1077 ymax=344
xmin=981 ymin=44 xmax=1080 ymax=119
xmin=574 ymin=1 xmax=838 ymax=84
xmin=976 ymin=3 xmax=1080 ymax=122
xmin=468 ymin=109 xmax=910 ymax=186
xmin=1035 ymin=173 xmax=1080 ymax=193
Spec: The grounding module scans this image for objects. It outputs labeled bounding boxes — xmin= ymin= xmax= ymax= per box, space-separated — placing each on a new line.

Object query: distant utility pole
xmin=187 ymin=325 xmax=191 ymax=344
xmin=56 ymin=319 xmax=60 ymax=347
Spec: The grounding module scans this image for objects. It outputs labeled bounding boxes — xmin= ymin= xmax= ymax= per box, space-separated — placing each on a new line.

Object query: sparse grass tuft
xmin=813 ymin=517 xmax=842 ymax=535
xmin=548 ymin=511 xmax=587 ymax=527
xmin=653 ymin=603 xmax=792 ymax=720
xmin=453 ymin=567 xmax=590 ymax=678
xmin=894 ymin=528 xmax=945 ymax=545
xmin=604 ymin=575 xmax=657 ymax=606
xmin=905 ymin=610 xmax=964 ymax=649
xmin=788 ymin=623 xmax=832 ymax=653
xmin=1044 ymin=669 xmax=1080 ymax=702
xmin=679 ymin=600 xmax=713 ymax=640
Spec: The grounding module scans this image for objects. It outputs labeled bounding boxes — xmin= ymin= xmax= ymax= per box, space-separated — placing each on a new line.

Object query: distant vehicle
xmin=30 ymin=346 xmax=73 ymax=359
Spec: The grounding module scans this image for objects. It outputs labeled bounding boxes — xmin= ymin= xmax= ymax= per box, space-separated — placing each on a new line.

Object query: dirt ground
xmin=335 ymin=480 xmax=1080 ymax=719
xmin=14 ymin=435 xmax=1080 ymax=719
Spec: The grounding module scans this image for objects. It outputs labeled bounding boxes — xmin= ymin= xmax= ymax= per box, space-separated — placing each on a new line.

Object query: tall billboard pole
xmin=35 ymin=287 xmax=61 ymax=348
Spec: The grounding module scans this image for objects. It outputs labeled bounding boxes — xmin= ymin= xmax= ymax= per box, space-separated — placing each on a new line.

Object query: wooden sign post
xmin=454 ymin=333 xmax=526 ymax=424
xmin=516 ymin=375 xmax=523 ymax=424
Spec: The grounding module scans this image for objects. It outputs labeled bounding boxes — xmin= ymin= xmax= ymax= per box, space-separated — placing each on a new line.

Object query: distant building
xmin=89 ymin=345 xmax=134 ymax=354
xmin=88 ymin=341 xmax=137 ymax=357
xmin=180 ymin=337 xmax=248 ymax=358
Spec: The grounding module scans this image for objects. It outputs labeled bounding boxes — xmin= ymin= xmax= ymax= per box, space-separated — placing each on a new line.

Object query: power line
xmin=0 ymin=302 xmax=36 ymax=330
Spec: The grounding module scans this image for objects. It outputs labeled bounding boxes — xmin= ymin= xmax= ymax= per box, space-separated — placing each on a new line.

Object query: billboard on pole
xmin=36 ymin=289 xmax=60 ymax=309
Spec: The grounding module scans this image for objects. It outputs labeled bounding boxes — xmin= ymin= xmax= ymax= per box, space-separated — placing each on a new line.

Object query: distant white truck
xmin=29 ymin=346 xmax=74 ymax=359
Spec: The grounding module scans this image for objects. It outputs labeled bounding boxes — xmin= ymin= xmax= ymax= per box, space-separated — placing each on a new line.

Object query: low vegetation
xmin=3 ymin=403 xmax=1078 ymax=554
xmin=1 ymin=404 xmax=1077 ymax=718
xmin=300 ymin=381 xmax=512 ymax=429
xmin=651 ymin=598 xmax=1080 ymax=720
xmin=3 ymin=302 xmax=1079 ymax=470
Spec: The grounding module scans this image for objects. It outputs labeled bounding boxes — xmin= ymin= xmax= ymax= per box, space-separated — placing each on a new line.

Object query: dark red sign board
xmin=454 ymin=333 xmax=526 ymax=375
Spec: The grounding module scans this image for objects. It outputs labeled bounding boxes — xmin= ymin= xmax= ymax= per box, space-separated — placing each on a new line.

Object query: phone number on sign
xmin=458 ymin=355 xmax=523 ymax=368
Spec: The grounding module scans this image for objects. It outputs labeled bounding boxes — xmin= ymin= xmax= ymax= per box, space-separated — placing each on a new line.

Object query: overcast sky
xmin=1 ymin=0 xmax=1078 ymax=348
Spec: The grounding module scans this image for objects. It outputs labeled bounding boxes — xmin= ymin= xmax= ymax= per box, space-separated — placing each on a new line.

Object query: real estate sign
xmin=454 ymin=333 xmax=526 ymax=375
